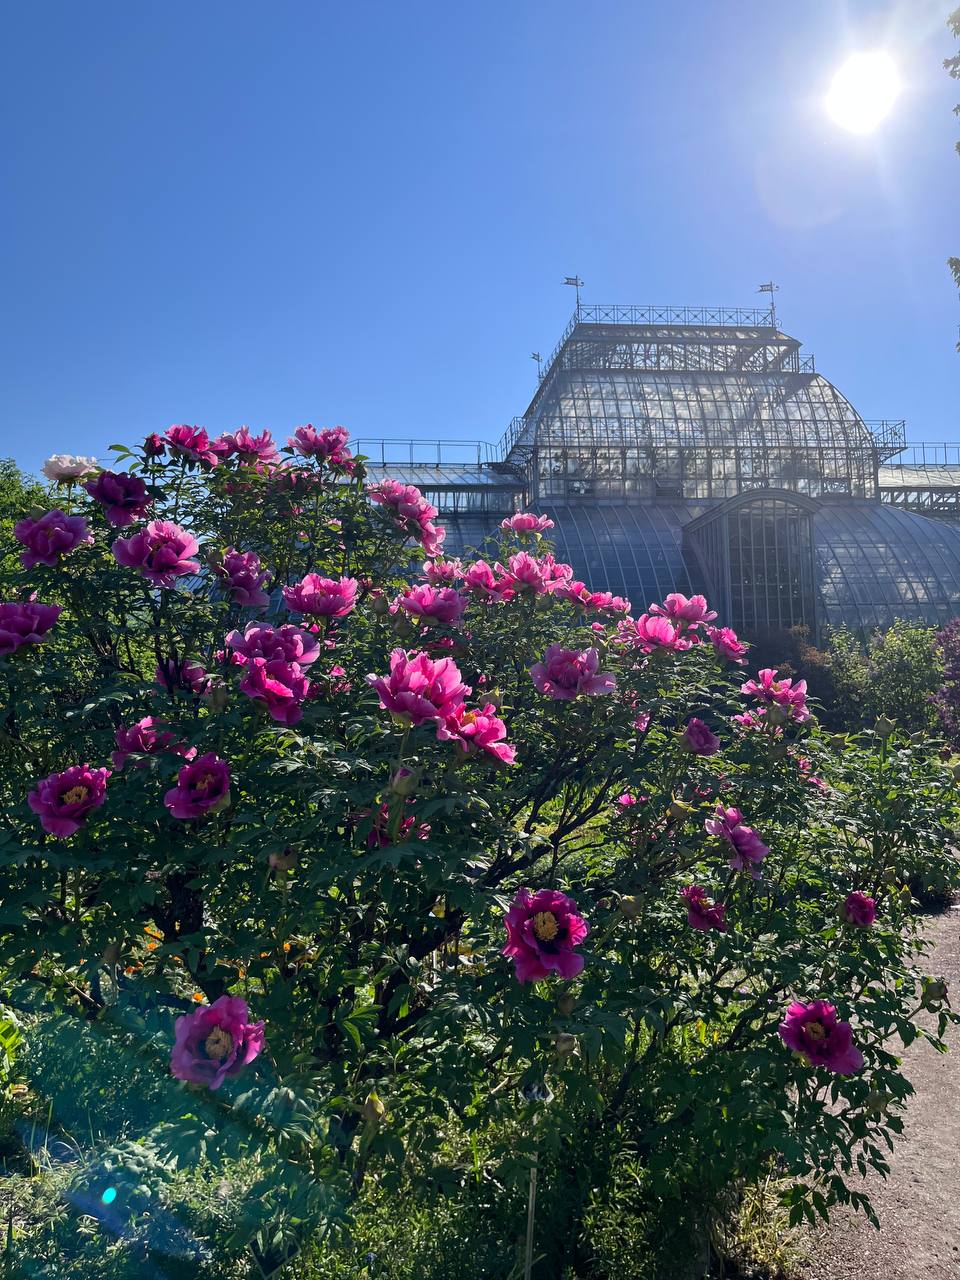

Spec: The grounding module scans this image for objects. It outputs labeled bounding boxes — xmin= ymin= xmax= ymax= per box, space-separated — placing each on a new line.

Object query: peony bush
xmin=2 ymin=428 xmax=959 ymax=1275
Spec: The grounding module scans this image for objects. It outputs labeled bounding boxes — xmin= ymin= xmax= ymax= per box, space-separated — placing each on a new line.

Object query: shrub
xmin=1 ymin=428 xmax=959 ymax=1276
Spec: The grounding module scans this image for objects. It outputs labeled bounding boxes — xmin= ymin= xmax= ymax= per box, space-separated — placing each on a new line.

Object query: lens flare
xmin=825 ymin=52 xmax=901 ymax=134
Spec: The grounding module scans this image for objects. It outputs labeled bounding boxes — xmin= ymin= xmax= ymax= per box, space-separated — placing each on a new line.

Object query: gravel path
xmin=802 ymin=909 xmax=960 ymax=1280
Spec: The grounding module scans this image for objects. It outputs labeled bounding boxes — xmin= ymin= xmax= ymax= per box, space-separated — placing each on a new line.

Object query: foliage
xmin=933 ymin=617 xmax=960 ymax=748
xmin=2 ymin=430 xmax=959 ymax=1277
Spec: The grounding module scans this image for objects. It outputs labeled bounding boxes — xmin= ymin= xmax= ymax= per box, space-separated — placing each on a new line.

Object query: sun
xmin=825 ymin=51 xmax=901 ymax=134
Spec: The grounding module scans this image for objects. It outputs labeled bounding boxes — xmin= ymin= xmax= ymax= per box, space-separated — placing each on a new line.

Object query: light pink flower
xmin=530 ymin=644 xmax=616 ymax=700
xmin=112 ymin=520 xmax=200 ymax=587
xmin=14 ymin=511 xmax=93 ymax=569
xmin=682 ymin=885 xmax=728 ymax=932
xmin=500 ymin=512 xmax=554 ymax=533
xmin=396 ymin=584 xmax=467 ymax=626
xmin=282 ymin=573 xmax=357 ymax=618
xmin=42 ymin=454 xmax=98 ymax=483
xmin=502 ymin=888 xmax=588 ymax=983
xmin=650 ymin=593 xmax=717 ymax=625
xmin=170 ymin=995 xmax=265 ymax=1091
xmin=436 ymin=702 xmax=516 ymax=763
xmin=618 ymin=614 xmax=692 ymax=654
xmin=779 ymin=1001 xmax=864 ymax=1074
xmin=367 ymin=648 xmax=470 ymax=725
xmin=28 ymin=764 xmax=110 ymax=838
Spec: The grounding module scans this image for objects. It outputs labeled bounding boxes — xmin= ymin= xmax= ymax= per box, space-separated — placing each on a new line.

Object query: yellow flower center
xmin=194 ymin=772 xmax=215 ymax=793
xmin=203 ymin=1026 xmax=234 ymax=1061
xmin=62 ymin=785 xmax=89 ymax=805
xmin=805 ymin=1021 xmax=827 ymax=1043
xmin=532 ymin=911 xmax=559 ymax=942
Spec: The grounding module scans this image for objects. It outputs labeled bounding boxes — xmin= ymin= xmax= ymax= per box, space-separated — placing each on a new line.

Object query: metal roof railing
xmin=354 ymin=438 xmax=497 ymax=467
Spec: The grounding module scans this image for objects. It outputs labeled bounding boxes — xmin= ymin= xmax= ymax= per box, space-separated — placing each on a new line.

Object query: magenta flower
xmin=682 ymin=718 xmax=720 ymax=756
xmin=155 ymin=657 xmax=209 ymax=695
xmin=112 ymin=717 xmax=196 ymax=770
xmin=842 ymin=891 xmax=877 ymax=927
xmin=462 ymin=559 xmax=515 ymax=602
xmin=366 ymin=648 xmax=470 ymax=725
xmin=633 ymin=710 xmax=652 ymax=733
xmin=42 ymin=454 xmax=98 ymax=483
xmin=502 ymin=888 xmax=589 ymax=983
xmin=618 ymin=613 xmax=693 ymax=654
xmin=164 ymin=753 xmax=231 ymax=819
xmin=707 ymin=625 xmax=749 ymax=663
xmin=650 ymin=593 xmax=717 ymax=625
xmin=0 ymin=601 xmax=61 ymax=657
xmin=164 ymin=425 xmax=224 ymax=467
xmin=368 ymin=479 xmax=446 ymax=557
xmin=225 ymin=621 xmax=321 ymax=667
xmin=28 ymin=764 xmax=110 ymax=838
xmin=217 ymin=426 xmax=279 ymax=465
xmin=287 ymin=424 xmax=354 ymax=468
xmin=497 ymin=551 xmax=573 ymax=595
xmin=563 ymin=582 xmax=631 ymax=614
xmin=113 ymin=520 xmax=200 ymax=587
xmin=704 ymin=804 xmax=769 ymax=876
xmin=436 ymin=702 xmax=517 ymax=763
xmin=143 ymin=433 xmax=166 ymax=458
xmin=14 ymin=510 xmax=93 ymax=569
xmin=741 ymin=668 xmax=811 ymax=723
xmin=682 ymin=885 xmax=728 ymax=932
xmin=214 ymin=548 xmax=272 ymax=608
xmin=500 ymin=512 xmax=554 ymax=533
xmin=282 ymin=573 xmax=358 ymax=618
xmin=529 ymin=644 xmax=616 ymax=700
xmin=170 ymin=995 xmax=265 ymax=1091
xmin=396 ymin=584 xmax=467 ymax=626
xmin=239 ymin=657 xmax=311 ymax=724
xmin=778 ymin=1000 xmax=864 ymax=1073
xmin=83 ymin=470 xmax=151 ymax=526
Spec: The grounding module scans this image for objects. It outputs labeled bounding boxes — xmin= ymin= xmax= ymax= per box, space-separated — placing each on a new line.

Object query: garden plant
xmin=1 ymin=426 xmax=958 ymax=1279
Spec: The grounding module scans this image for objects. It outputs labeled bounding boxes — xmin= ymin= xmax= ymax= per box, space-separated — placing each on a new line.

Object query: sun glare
xmin=825 ymin=51 xmax=901 ymax=134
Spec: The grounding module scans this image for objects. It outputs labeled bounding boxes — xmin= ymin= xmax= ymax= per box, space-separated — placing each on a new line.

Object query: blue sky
xmin=1 ymin=1 xmax=957 ymax=476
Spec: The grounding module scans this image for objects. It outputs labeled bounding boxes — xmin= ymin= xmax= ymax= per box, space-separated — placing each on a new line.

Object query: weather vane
xmin=530 ymin=351 xmax=542 ymax=379
xmin=563 ymin=275 xmax=584 ymax=310
xmin=757 ymin=281 xmax=780 ymax=330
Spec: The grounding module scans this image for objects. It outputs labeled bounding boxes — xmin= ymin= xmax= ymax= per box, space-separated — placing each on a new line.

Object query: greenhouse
xmin=363 ymin=303 xmax=960 ymax=637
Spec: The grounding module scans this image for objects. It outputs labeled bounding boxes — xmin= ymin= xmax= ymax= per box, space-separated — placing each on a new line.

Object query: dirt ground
xmin=802 ymin=909 xmax=960 ymax=1280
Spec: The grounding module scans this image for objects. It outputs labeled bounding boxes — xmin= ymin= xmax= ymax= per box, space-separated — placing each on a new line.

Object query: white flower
xmin=42 ymin=454 xmax=99 ymax=483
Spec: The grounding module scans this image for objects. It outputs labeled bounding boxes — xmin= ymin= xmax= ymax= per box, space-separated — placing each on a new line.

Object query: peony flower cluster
xmin=14 ymin=511 xmax=93 ymax=569
xmin=113 ymin=520 xmax=200 ymax=587
xmin=741 ymin=668 xmax=811 ymax=723
xmin=395 ymin=584 xmax=467 ymax=627
xmin=461 ymin=559 xmax=515 ymax=603
xmin=496 ymin=551 xmax=573 ymax=595
xmin=112 ymin=717 xmax=196 ymax=770
xmin=422 ymin=558 xmax=463 ymax=586
xmin=164 ymin=753 xmax=231 ymax=819
xmin=778 ymin=1000 xmax=864 ymax=1074
xmin=84 ymin=470 xmax=152 ymax=526
xmin=530 ymin=644 xmax=616 ymax=700
xmin=287 ymin=424 xmax=354 ymax=469
xmin=707 ymin=624 xmax=749 ymax=663
xmin=436 ymin=702 xmax=516 ymax=764
xmin=681 ymin=884 xmax=728 ymax=932
xmin=368 ymin=479 xmax=445 ymax=557
xmin=502 ymin=888 xmax=588 ymax=983
xmin=367 ymin=648 xmax=470 ymax=726
xmin=704 ymin=804 xmax=769 ymax=876
xmin=283 ymin=573 xmax=357 ymax=618
xmin=218 ymin=427 xmax=279 ymax=465
xmin=562 ymin=582 xmax=631 ymax=615
xmin=0 ymin=601 xmax=61 ymax=657
xmin=214 ymin=548 xmax=272 ymax=608
xmin=163 ymin=425 xmax=225 ymax=468
xmin=226 ymin=621 xmax=321 ymax=668
xmin=170 ymin=995 xmax=265 ymax=1091
xmin=28 ymin=764 xmax=110 ymax=838
xmin=618 ymin=613 xmax=693 ymax=654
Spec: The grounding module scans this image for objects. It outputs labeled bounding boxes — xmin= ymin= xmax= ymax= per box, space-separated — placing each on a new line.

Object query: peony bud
xmin=921 ymin=977 xmax=948 ymax=1009
xmin=390 ymin=766 xmax=419 ymax=797
xmin=766 ymin=704 xmax=789 ymax=728
xmin=668 ymin=797 xmax=693 ymax=822
xmin=619 ymin=895 xmax=643 ymax=919
xmin=371 ymin=595 xmax=390 ymax=618
xmin=951 ymin=762 xmax=960 ymax=783
xmin=556 ymin=992 xmax=578 ymax=1017
xmin=363 ymin=1091 xmax=386 ymax=1123
xmin=874 ymin=716 xmax=896 ymax=739
xmin=269 ymin=847 xmax=297 ymax=872
xmin=554 ymin=1033 xmax=577 ymax=1058
xmin=206 ymin=681 xmax=229 ymax=712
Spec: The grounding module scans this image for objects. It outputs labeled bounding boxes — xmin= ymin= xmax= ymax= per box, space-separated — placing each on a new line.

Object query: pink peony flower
xmin=396 ymin=584 xmax=467 ymax=626
xmin=216 ymin=426 xmax=279 ymax=465
xmin=842 ymin=891 xmax=877 ymax=927
xmin=423 ymin=557 xmax=463 ymax=586
xmin=112 ymin=520 xmax=200 ymax=587
xmin=617 ymin=792 xmax=638 ymax=807
xmin=618 ymin=613 xmax=692 ymax=654
xmin=462 ymin=559 xmax=515 ymax=603
xmin=112 ymin=717 xmax=196 ymax=770
xmin=42 ymin=454 xmax=98 ymax=483
xmin=500 ymin=512 xmax=554 ymax=533
xmin=529 ymin=644 xmax=616 ymax=700
xmin=155 ymin=657 xmax=209 ymax=695
xmin=287 ymin=424 xmax=354 ymax=468
xmin=368 ymin=479 xmax=446 ymax=557
xmin=682 ymin=718 xmax=720 ymax=756
xmin=682 ymin=884 xmax=728 ymax=932
xmin=239 ymin=657 xmax=311 ymax=724
xmin=170 ymin=995 xmax=265 ymax=1091
xmin=633 ymin=710 xmax=652 ymax=734
xmin=282 ymin=573 xmax=358 ymax=618
xmin=225 ymin=621 xmax=320 ymax=667
xmin=214 ymin=548 xmax=272 ymax=608
xmin=436 ymin=702 xmax=517 ymax=763
xmin=778 ymin=1000 xmax=864 ymax=1074
xmin=563 ymin=582 xmax=631 ymax=614
xmin=497 ymin=551 xmax=573 ymax=595
xmin=0 ymin=601 xmax=62 ymax=656
xmin=83 ymin=471 xmax=151 ymax=526
xmin=704 ymin=804 xmax=769 ymax=876
xmin=28 ymin=764 xmax=110 ymax=838
xmin=14 ymin=511 xmax=93 ymax=569
xmin=164 ymin=753 xmax=231 ymax=819
xmin=365 ymin=802 xmax=431 ymax=847
xmin=741 ymin=668 xmax=811 ymax=723
xmin=164 ymin=425 xmax=223 ymax=467
xmin=502 ymin=888 xmax=589 ymax=983
xmin=707 ymin=625 xmax=749 ymax=663
xmin=143 ymin=433 xmax=166 ymax=458
xmin=650 ymin=593 xmax=717 ymax=625
xmin=366 ymin=648 xmax=470 ymax=725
